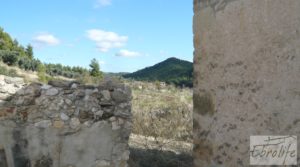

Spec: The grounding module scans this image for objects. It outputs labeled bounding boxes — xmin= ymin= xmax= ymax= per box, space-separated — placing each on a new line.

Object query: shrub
xmin=0 ymin=50 xmax=19 ymax=66
xmin=0 ymin=65 xmax=18 ymax=77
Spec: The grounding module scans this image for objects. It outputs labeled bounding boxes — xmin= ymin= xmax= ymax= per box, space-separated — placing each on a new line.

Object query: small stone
xmin=92 ymin=107 xmax=97 ymax=113
xmin=60 ymin=113 xmax=70 ymax=121
xmin=112 ymin=121 xmax=120 ymax=130
xmin=124 ymin=121 xmax=132 ymax=129
xmin=65 ymin=99 xmax=72 ymax=105
xmin=70 ymin=118 xmax=80 ymax=129
xmin=48 ymin=80 xmax=69 ymax=87
xmin=41 ymin=84 xmax=52 ymax=90
xmin=0 ymin=100 xmax=7 ymax=107
xmin=71 ymin=83 xmax=77 ymax=89
xmin=53 ymin=120 xmax=64 ymax=128
xmin=101 ymin=90 xmax=111 ymax=100
xmin=34 ymin=120 xmax=52 ymax=128
xmin=15 ymin=98 xmax=24 ymax=106
xmin=95 ymin=110 xmax=103 ymax=117
xmin=46 ymin=88 xmax=59 ymax=96
xmin=95 ymin=160 xmax=110 ymax=167
xmin=93 ymin=88 xmax=99 ymax=93
xmin=85 ymin=89 xmax=94 ymax=95
xmin=83 ymin=95 xmax=89 ymax=101
xmin=57 ymin=98 xmax=64 ymax=106
xmin=109 ymin=116 xmax=116 ymax=122
xmin=64 ymin=89 xmax=74 ymax=94
xmin=118 ymin=118 xmax=125 ymax=125
xmin=122 ymin=150 xmax=130 ymax=160
xmin=83 ymin=121 xmax=93 ymax=127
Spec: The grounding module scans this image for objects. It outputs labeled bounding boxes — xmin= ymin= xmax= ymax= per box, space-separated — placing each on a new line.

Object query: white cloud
xmin=95 ymin=0 xmax=112 ymax=8
xmin=33 ymin=33 xmax=60 ymax=46
xmin=86 ymin=29 xmax=128 ymax=52
xmin=115 ymin=49 xmax=141 ymax=57
xmin=98 ymin=60 xmax=105 ymax=65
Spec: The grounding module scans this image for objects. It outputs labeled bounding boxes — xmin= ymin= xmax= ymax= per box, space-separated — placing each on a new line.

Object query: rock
xmin=70 ymin=118 xmax=80 ymax=129
xmin=112 ymin=121 xmax=120 ymax=130
xmin=71 ymin=83 xmax=77 ymax=89
xmin=0 ymin=100 xmax=7 ymax=107
xmin=34 ymin=120 xmax=52 ymax=128
xmin=85 ymin=89 xmax=94 ymax=95
xmin=83 ymin=121 xmax=93 ymax=127
xmin=65 ymin=99 xmax=72 ymax=106
xmin=118 ymin=118 xmax=125 ymax=125
xmin=95 ymin=110 xmax=103 ymax=117
xmin=46 ymin=88 xmax=59 ymax=96
xmin=53 ymin=120 xmax=64 ymax=128
xmin=4 ymin=76 xmax=23 ymax=84
xmin=101 ymin=90 xmax=111 ymax=100
xmin=48 ymin=80 xmax=70 ymax=88
xmin=95 ymin=160 xmax=110 ymax=167
xmin=60 ymin=113 xmax=70 ymax=121
xmin=41 ymin=84 xmax=52 ymax=90
xmin=121 ymin=150 xmax=130 ymax=160
xmin=111 ymin=89 xmax=128 ymax=103
xmin=109 ymin=116 xmax=116 ymax=122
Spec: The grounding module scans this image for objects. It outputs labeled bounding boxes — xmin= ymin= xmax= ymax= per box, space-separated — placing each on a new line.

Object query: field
xmin=125 ymin=80 xmax=193 ymax=167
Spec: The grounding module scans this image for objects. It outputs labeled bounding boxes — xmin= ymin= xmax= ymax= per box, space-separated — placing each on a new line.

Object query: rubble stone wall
xmin=0 ymin=75 xmax=132 ymax=167
xmin=193 ymin=0 xmax=300 ymax=166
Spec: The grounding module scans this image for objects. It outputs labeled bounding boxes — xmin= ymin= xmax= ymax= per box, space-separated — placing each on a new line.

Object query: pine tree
xmin=89 ymin=58 xmax=103 ymax=78
xmin=26 ymin=44 xmax=33 ymax=59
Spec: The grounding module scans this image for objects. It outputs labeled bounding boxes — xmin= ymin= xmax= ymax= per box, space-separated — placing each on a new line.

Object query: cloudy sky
xmin=0 ymin=0 xmax=193 ymax=72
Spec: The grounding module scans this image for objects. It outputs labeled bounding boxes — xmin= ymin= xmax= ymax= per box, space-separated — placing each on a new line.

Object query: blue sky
xmin=0 ymin=0 xmax=193 ymax=72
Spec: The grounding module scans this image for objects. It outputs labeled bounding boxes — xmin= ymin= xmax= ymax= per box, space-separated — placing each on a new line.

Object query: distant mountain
xmin=123 ymin=57 xmax=193 ymax=87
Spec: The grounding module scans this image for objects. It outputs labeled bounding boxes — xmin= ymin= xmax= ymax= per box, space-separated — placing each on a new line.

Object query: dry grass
xmin=0 ymin=62 xmax=38 ymax=82
xmin=124 ymin=80 xmax=193 ymax=167
xmin=127 ymin=81 xmax=193 ymax=142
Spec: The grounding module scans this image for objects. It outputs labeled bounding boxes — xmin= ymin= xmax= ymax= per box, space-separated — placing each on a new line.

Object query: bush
xmin=0 ymin=50 xmax=19 ymax=66
xmin=0 ymin=65 xmax=18 ymax=77
xmin=76 ymin=72 xmax=103 ymax=85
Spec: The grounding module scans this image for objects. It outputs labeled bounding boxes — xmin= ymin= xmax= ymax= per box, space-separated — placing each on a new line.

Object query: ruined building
xmin=0 ymin=75 xmax=132 ymax=167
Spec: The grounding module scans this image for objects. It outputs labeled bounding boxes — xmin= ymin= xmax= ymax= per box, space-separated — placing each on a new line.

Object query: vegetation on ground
xmin=0 ymin=64 xmax=18 ymax=77
xmin=124 ymin=80 xmax=193 ymax=167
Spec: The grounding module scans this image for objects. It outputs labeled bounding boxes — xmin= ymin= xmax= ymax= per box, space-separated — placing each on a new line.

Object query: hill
xmin=123 ymin=57 xmax=193 ymax=87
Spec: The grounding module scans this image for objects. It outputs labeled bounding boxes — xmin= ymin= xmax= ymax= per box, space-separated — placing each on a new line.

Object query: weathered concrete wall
xmin=0 ymin=75 xmax=132 ymax=167
xmin=193 ymin=0 xmax=300 ymax=166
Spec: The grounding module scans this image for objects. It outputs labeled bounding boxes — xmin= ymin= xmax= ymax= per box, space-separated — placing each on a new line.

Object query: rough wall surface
xmin=193 ymin=0 xmax=300 ymax=166
xmin=0 ymin=75 xmax=132 ymax=167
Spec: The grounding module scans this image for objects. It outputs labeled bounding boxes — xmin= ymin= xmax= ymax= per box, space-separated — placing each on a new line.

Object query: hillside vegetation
xmin=123 ymin=57 xmax=193 ymax=87
xmin=0 ymin=27 xmax=103 ymax=83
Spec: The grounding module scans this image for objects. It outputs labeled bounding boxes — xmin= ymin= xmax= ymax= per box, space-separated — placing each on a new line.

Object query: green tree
xmin=37 ymin=63 xmax=47 ymax=83
xmin=25 ymin=44 xmax=33 ymax=59
xmin=0 ymin=50 xmax=18 ymax=65
xmin=89 ymin=58 xmax=103 ymax=78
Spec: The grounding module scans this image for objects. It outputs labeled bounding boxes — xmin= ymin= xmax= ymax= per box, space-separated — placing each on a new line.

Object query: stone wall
xmin=0 ymin=75 xmax=132 ymax=167
xmin=193 ymin=0 xmax=300 ymax=166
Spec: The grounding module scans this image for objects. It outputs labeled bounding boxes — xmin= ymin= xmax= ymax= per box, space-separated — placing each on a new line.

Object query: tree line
xmin=0 ymin=27 xmax=103 ymax=81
